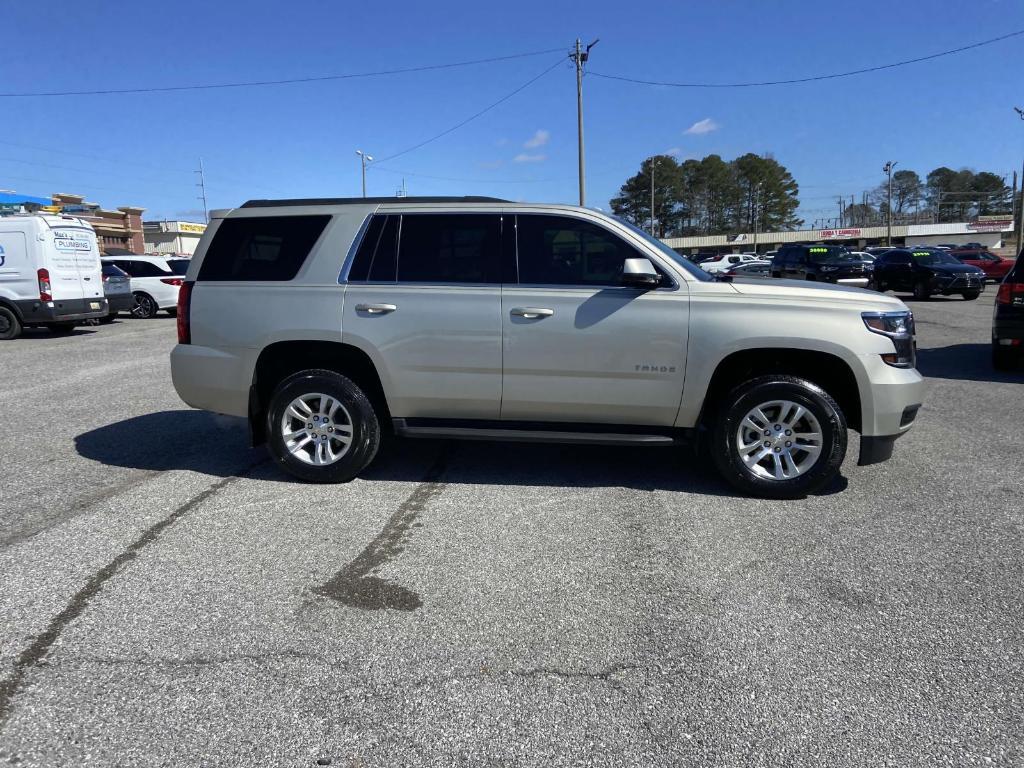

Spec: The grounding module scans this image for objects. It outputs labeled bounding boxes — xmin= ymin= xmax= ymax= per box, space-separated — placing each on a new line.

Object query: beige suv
xmin=170 ymin=196 xmax=924 ymax=498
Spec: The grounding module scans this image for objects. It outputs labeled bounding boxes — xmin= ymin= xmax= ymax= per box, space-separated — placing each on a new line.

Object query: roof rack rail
xmin=240 ymin=196 xmax=510 ymax=208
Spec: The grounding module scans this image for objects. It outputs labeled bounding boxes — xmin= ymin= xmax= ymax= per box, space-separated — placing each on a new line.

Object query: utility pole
xmin=195 ymin=158 xmax=208 ymax=223
xmin=571 ymin=38 xmax=598 ymax=207
xmin=1016 ymin=108 xmax=1024 ymax=252
xmin=752 ymin=185 xmax=760 ymax=253
xmin=650 ymin=160 xmax=655 ymax=235
xmin=883 ymin=160 xmax=897 ymax=245
xmin=356 ymin=150 xmax=373 ymax=198
xmin=838 ymin=196 xmax=845 ymax=228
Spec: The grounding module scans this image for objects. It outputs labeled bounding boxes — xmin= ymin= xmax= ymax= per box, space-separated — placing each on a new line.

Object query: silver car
xmin=171 ymin=196 xmax=924 ymax=499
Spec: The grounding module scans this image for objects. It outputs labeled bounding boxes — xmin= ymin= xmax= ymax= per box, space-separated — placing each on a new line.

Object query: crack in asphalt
xmin=53 ymin=650 xmax=343 ymax=668
xmin=315 ymin=447 xmax=450 ymax=612
xmin=0 ymin=461 xmax=267 ymax=729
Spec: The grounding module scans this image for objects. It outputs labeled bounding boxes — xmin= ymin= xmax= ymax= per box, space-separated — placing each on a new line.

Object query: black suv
xmin=771 ymin=244 xmax=871 ymax=287
xmin=873 ymin=248 xmax=985 ymax=301
xmin=993 ymin=252 xmax=1024 ymax=369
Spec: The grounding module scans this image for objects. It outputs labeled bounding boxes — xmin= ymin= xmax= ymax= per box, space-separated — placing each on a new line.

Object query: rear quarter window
xmin=197 ymin=215 xmax=330 ymax=281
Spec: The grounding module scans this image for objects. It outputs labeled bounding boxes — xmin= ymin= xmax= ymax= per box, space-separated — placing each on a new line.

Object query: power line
xmin=375 ymin=58 xmax=564 ymax=163
xmin=0 ymin=48 xmax=565 ymax=98
xmin=589 ymin=29 xmax=1024 ymax=88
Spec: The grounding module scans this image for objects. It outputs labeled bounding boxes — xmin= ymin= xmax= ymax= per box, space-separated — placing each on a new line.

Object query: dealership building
xmin=142 ymin=220 xmax=208 ymax=255
xmin=663 ymin=216 xmax=1016 ymax=255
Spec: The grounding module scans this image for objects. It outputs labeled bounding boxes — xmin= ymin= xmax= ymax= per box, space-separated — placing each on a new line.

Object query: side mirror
xmin=620 ymin=257 xmax=661 ymax=289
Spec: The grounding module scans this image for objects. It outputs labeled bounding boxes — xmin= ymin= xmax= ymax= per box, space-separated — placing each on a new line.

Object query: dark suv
xmin=993 ymin=252 xmax=1024 ymax=369
xmin=771 ymin=245 xmax=871 ymax=287
xmin=873 ymin=248 xmax=985 ymax=301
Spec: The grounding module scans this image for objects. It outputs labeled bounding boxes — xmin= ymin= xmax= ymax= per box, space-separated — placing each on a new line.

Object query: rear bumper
xmin=170 ymin=343 xmax=252 ymax=418
xmin=106 ymin=293 xmax=133 ymax=313
xmin=15 ymin=297 xmax=108 ymax=324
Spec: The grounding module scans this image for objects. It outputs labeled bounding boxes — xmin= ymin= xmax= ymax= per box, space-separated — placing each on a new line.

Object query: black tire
xmin=0 ymin=306 xmax=22 ymax=340
xmin=48 ymin=321 xmax=77 ymax=334
xmin=913 ymin=280 xmax=930 ymax=301
xmin=711 ymin=375 xmax=847 ymax=499
xmin=771 ymin=272 xmax=782 ymax=279
xmin=98 ymin=314 xmax=116 ymax=324
xmin=992 ymin=344 xmax=1019 ymax=371
xmin=131 ymin=292 xmax=159 ymax=319
xmin=266 ymin=369 xmax=380 ymax=483
xmin=166 ymin=307 xmax=177 ymax=318
xmin=961 ymin=290 xmax=980 ymax=301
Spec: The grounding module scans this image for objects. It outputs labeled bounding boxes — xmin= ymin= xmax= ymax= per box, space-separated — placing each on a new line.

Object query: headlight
xmin=862 ymin=311 xmax=915 ymax=368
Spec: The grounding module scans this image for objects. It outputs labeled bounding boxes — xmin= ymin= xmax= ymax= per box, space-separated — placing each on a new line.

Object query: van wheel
xmin=266 ymin=369 xmax=380 ymax=483
xmin=711 ymin=375 xmax=847 ymax=499
xmin=913 ymin=280 xmax=931 ymax=301
xmin=131 ymin=292 xmax=158 ymax=319
xmin=0 ymin=307 xmax=22 ymax=340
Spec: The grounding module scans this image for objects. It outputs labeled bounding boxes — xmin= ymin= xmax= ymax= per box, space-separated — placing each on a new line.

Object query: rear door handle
xmin=511 ymin=307 xmax=554 ymax=319
xmin=355 ymin=303 xmax=397 ymax=315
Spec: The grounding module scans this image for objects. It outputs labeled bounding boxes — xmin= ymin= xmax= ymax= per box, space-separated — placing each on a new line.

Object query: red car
xmin=949 ymin=249 xmax=1014 ymax=281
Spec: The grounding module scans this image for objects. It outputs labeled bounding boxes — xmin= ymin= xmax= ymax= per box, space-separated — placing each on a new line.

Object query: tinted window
xmin=397 ymin=214 xmax=500 ymax=284
xmin=167 ymin=259 xmax=191 ymax=275
xmin=119 ymin=260 xmax=168 ymax=278
xmin=197 ymin=215 xmax=330 ymax=281
xmin=517 ymin=214 xmax=641 ymax=286
xmin=348 ymin=215 xmax=399 ymax=282
xmin=101 ymin=263 xmax=127 ymax=277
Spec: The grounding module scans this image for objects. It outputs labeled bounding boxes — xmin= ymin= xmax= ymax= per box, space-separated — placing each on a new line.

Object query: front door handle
xmin=355 ymin=303 xmax=397 ymax=315
xmin=511 ymin=307 xmax=554 ymax=319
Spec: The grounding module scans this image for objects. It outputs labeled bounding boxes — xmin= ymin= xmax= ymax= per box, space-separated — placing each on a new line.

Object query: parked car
xmin=762 ymin=250 xmax=777 ymax=261
xmin=864 ymin=247 xmax=895 ymax=258
xmin=101 ymin=254 xmax=185 ymax=318
xmin=171 ymin=195 xmax=924 ymax=499
xmin=724 ymin=261 xmax=772 ymax=277
xmin=872 ymin=248 xmax=986 ymax=300
xmin=992 ymin=253 xmax=1024 ymax=370
xmin=770 ymin=244 xmax=872 ymax=287
xmin=700 ymin=253 xmax=762 ymax=274
xmin=849 ymin=251 xmax=875 ymax=263
xmin=100 ymin=263 xmax=133 ymax=323
xmin=0 ymin=213 xmax=108 ymax=340
xmin=948 ymin=249 xmax=1014 ymax=282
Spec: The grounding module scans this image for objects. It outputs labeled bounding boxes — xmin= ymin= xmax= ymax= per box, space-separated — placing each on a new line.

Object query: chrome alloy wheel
xmin=735 ymin=399 xmax=823 ymax=481
xmin=280 ymin=392 xmax=354 ymax=466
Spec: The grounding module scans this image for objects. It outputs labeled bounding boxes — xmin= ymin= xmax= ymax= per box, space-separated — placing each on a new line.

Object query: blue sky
xmin=3 ymin=0 xmax=1023 ymax=225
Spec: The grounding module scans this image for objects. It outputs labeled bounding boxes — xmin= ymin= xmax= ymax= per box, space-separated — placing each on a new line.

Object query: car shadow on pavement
xmin=74 ymin=410 xmax=265 ymax=478
xmin=916 ymin=343 xmax=1023 ymax=382
xmin=75 ymin=410 xmax=849 ymax=498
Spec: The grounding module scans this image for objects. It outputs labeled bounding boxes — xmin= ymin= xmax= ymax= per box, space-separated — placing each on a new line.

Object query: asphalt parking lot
xmin=0 ymin=296 xmax=1021 ymax=767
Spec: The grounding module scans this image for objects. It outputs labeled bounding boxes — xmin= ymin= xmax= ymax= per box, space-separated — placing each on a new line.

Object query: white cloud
xmin=513 ymin=153 xmax=547 ymax=164
xmin=523 ymin=129 xmax=550 ymax=149
xmin=684 ymin=118 xmax=719 ymax=135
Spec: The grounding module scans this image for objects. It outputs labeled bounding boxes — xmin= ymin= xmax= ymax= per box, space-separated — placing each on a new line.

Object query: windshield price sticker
xmin=52 ymin=230 xmax=92 ymax=252
xmin=809 ymin=247 xmax=829 ymax=253
xmin=912 ymin=252 xmax=931 ymax=258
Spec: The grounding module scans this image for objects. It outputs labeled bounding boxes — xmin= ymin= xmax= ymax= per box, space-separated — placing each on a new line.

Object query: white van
xmin=0 ymin=214 xmax=108 ymax=340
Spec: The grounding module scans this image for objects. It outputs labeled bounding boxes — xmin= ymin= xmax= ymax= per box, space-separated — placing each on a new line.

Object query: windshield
xmin=910 ymin=250 xmax=961 ymax=266
xmin=167 ymin=259 xmax=191 ymax=275
xmin=612 ymin=216 xmax=714 ymax=282
xmin=807 ymin=246 xmax=856 ymax=264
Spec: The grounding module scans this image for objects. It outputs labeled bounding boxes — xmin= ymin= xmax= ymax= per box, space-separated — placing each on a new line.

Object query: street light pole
xmin=650 ymin=160 xmax=655 ymax=235
xmin=356 ymin=150 xmax=373 ymax=198
xmin=883 ymin=160 xmax=897 ymax=245
xmin=571 ymin=38 xmax=598 ymax=207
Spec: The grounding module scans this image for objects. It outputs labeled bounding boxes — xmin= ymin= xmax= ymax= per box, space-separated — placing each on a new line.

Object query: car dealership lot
xmin=0 ymin=300 xmax=1021 ymax=766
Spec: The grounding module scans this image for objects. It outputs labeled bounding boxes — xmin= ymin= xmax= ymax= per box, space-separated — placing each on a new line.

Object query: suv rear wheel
xmin=266 ymin=369 xmax=380 ymax=483
xmin=711 ymin=375 xmax=847 ymax=499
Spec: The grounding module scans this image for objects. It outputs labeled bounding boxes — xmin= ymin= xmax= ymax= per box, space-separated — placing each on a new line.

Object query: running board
xmin=392 ymin=418 xmax=684 ymax=447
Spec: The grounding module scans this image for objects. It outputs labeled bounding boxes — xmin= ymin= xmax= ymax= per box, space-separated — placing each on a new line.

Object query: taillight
xmin=37 ymin=268 xmax=52 ymax=301
xmin=160 ymin=277 xmax=183 ymax=286
xmin=996 ymin=282 xmax=1024 ymax=304
xmin=102 ymin=274 xmax=109 ymax=282
xmin=177 ymin=281 xmax=193 ymax=344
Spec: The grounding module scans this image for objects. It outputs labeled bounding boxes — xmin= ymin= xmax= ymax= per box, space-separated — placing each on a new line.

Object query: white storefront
xmin=142 ymin=220 xmax=207 ymax=256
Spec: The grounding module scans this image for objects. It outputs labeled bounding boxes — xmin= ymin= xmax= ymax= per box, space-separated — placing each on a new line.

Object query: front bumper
xmin=15 ymin=297 xmax=108 ymax=324
xmin=933 ymin=275 xmax=985 ymax=294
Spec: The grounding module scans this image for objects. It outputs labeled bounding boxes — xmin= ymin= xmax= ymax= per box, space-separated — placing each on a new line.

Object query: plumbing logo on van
xmin=52 ymin=230 xmax=92 ymax=252
xmin=0 ymin=245 xmax=5 ymax=267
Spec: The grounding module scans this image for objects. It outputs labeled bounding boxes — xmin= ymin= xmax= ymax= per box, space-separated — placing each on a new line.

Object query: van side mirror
xmin=620 ymin=257 xmax=661 ymax=289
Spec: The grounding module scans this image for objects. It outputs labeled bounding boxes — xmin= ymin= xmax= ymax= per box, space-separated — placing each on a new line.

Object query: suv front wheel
xmin=266 ymin=369 xmax=380 ymax=483
xmin=712 ymin=375 xmax=847 ymax=499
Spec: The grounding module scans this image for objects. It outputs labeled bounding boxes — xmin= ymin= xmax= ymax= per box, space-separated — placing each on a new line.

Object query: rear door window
xmin=197 ymin=215 xmax=330 ymax=281
xmin=396 ymin=214 xmax=500 ymax=284
xmin=348 ymin=215 xmax=399 ymax=282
